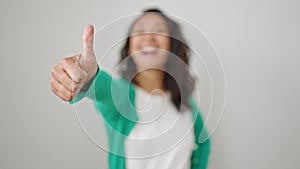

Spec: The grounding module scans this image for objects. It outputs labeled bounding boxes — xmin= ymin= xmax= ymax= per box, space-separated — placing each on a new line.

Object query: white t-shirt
xmin=125 ymin=86 xmax=195 ymax=169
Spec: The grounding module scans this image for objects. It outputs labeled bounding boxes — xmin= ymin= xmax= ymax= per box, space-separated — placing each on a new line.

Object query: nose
xmin=141 ymin=32 xmax=156 ymax=41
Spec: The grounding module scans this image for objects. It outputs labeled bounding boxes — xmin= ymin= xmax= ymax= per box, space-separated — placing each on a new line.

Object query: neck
xmin=134 ymin=69 xmax=166 ymax=94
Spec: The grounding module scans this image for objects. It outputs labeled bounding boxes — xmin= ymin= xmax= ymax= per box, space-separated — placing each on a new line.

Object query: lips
xmin=141 ymin=48 xmax=158 ymax=56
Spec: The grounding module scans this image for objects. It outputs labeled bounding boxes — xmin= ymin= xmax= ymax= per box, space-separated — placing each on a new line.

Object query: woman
xmin=51 ymin=8 xmax=210 ymax=169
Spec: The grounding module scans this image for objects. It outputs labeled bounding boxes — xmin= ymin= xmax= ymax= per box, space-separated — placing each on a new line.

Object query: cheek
xmin=128 ymin=37 xmax=139 ymax=55
xmin=159 ymin=36 xmax=171 ymax=50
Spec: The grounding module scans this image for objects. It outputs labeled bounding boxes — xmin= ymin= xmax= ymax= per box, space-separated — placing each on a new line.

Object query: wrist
xmin=82 ymin=66 xmax=99 ymax=92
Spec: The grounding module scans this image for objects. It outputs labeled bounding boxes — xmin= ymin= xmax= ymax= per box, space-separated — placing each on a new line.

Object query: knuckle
xmin=60 ymin=57 xmax=71 ymax=65
xmin=50 ymin=78 xmax=56 ymax=87
xmin=59 ymin=58 xmax=66 ymax=65
xmin=72 ymin=54 xmax=80 ymax=61
xmin=51 ymin=67 xmax=57 ymax=76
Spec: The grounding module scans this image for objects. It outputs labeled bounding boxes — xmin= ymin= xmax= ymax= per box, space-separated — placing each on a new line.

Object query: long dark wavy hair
xmin=120 ymin=8 xmax=195 ymax=111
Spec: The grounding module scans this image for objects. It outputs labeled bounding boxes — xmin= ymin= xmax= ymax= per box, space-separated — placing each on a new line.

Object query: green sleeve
xmin=69 ymin=68 xmax=137 ymax=131
xmin=69 ymin=69 xmax=120 ymax=121
xmin=69 ymin=69 xmax=138 ymax=169
xmin=191 ymin=136 xmax=210 ymax=169
xmin=189 ymin=99 xmax=211 ymax=169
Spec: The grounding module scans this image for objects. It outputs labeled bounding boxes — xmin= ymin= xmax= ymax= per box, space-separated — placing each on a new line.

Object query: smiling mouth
xmin=141 ymin=48 xmax=159 ymax=56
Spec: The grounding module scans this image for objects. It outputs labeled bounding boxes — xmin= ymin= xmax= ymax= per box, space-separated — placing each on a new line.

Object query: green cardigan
xmin=70 ymin=69 xmax=210 ymax=169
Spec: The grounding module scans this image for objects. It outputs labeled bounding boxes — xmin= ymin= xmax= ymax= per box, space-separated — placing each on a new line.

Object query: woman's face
xmin=129 ymin=13 xmax=171 ymax=71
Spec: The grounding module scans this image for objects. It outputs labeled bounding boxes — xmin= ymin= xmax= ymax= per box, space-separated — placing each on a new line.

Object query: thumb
xmin=79 ymin=24 xmax=97 ymax=67
xmin=82 ymin=24 xmax=94 ymax=52
xmin=78 ymin=24 xmax=98 ymax=81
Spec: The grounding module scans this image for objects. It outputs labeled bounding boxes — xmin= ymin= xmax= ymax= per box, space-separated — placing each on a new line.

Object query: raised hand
xmin=50 ymin=24 xmax=98 ymax=101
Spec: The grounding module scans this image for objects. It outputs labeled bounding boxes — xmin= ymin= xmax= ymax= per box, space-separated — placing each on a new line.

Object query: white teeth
xmin=142 ymin=48 xmax=157 ymax=53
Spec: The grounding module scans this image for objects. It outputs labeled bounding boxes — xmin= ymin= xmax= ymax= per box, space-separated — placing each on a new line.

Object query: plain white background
xmin=0 ymin=0 xmax=299 ymax=168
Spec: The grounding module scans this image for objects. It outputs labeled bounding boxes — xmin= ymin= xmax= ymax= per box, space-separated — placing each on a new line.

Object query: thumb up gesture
xmin=50 ymin=24 xmax=98 ymax=101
